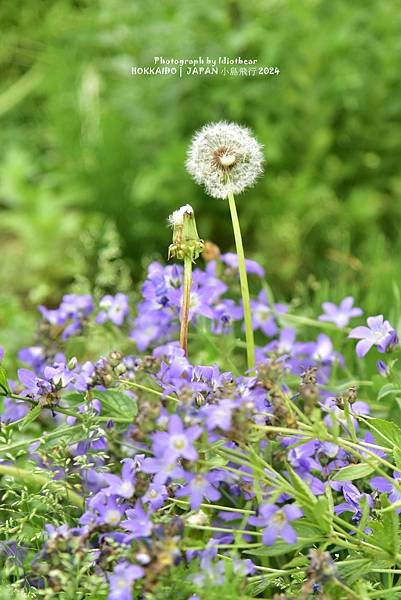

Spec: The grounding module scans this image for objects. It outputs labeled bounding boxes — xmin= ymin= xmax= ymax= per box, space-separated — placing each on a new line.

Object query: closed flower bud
xmin=168 ymin=204 xmax=204 ymax=262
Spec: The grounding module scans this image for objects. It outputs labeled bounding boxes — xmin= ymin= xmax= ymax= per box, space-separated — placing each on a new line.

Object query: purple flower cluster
xmin=1 ymin=261 xmax=400 ymax=598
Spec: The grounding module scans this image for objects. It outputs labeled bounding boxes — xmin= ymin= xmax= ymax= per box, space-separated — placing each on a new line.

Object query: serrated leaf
xmin=366 ymin=417 xmax=401 ymax=449
xmin=332 ymin=462 xmax=376 ymax=481
xmin=369 ymin=494 xmax=400 ymax=557
xmin=95 ymin=389 xmax=137 ymax=420
xmin=337 ymin=558 xmax=372 ymax=584
xmin=18 ymin=404 xmax=42 ymax=431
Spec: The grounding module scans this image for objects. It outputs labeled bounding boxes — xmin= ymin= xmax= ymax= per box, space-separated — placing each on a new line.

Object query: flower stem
xmin=227 ymin=192 xmax=255 ymax=370
xmin=180 ymin=255 xmax=192 ymax=356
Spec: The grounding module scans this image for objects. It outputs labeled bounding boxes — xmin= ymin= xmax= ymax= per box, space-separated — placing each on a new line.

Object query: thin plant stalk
xmin=180 ymin=255 xmax=192 ymax=356
xmin=227 ymin=191 xmax=255 ymax=370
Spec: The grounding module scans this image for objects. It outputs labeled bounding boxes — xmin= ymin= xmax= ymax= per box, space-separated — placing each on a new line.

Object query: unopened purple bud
xmin=376 ymin=360 xmax=390 ymax=377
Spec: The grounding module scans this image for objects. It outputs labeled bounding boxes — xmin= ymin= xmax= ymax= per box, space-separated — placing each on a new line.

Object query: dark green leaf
xmin=95 ymin=389 xmax=137 ymax=420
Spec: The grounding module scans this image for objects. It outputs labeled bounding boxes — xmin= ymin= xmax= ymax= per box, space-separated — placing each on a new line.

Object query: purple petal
xmin=168 ymin=415 xmax=183 ymax=435
xmin=348 ymin=326 xmax=373 ymax=340
xmin=370 ymin=476 xmax=393 ymax=493
xmin=283 ymin=504 xmax=303 ymax=521
xmin=321 ymin=302 xmax=337 ymax=315
xmin=356 ymin=338 xmax=374 ymax=358
xmin=367 ymin=315 xmax=384 ymax=331
xmin=280 ymin=523 xmax=297 ymax=544
xmin=262 ymin=527 xmax=278 ymax=546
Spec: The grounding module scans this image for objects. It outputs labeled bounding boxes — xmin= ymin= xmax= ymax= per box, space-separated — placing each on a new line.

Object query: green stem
xmin=180 ymin=255 xmax=192 ymax=356
xmin=227 ymin=192 xmax=255 ymax=370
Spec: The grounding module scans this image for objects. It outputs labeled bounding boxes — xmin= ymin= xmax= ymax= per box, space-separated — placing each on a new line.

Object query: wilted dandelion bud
xmin=168 ymin=204 xmax=204 ymax=262
xmin=186 ymin=121 xmax=264 ymax=199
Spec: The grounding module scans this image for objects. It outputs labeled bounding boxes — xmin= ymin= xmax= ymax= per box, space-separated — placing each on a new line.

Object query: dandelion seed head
xmin=168 ymin=204 xmax=194 ymax=228
xmin=186 ymin=121 xmax=264 ymax=199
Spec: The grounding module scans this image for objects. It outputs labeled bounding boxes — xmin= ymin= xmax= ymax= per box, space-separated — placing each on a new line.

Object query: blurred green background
xmin=1 ymin=0 xmax=401 ymax=354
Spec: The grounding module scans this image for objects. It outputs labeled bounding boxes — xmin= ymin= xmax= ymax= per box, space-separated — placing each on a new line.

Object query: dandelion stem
xmin=180 ymin=255 xmax=192 ymax=356
xmin=227 ymin=191 xmax=255 ymax=370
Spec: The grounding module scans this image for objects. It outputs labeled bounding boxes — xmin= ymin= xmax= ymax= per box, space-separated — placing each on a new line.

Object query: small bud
xmin=68 ymin=356 xmax=78 ymax=370
xmin=377 ymin=359 xmax=390 ymax=377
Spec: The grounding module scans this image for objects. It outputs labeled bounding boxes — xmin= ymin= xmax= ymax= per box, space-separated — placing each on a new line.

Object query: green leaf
xmin=62 ymin=392 xmax=86 ymax=407
xmin=337 ymin=558 xmax=373 ymax=584
xmin=0 ymin=366 xmax=10 ymax=395
xmin=285 ymin=464 xmax=317 ymax=505
xmin=95 ymin=389 xmax=137 ymax=420
xmin=331 ymin=463 xmax=376 ymax=481
xmin=393 ymin=448 xmax=401 ymax=472
xmin=18 ymin=404 xmax=42 ymax=431
xmin=245 ymin=536 xmax=325 ymax=558
xmin=378 ymin=384 xmax=401 ymax=400
xmin=366 ymin=417 xmax=401 ymax=449
xmin=369 ymin=494 xmax=400 ymax=557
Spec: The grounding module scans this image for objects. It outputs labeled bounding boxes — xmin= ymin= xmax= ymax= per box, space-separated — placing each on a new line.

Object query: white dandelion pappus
xmin=186 ymin=121 xmax=264 ymax=199
xmin=167 ymin=204 xmax=194 ymax=228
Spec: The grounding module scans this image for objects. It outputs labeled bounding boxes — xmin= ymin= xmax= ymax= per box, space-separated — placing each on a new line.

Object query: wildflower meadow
xmin=1 ymin=121 xmax=401 ymax=600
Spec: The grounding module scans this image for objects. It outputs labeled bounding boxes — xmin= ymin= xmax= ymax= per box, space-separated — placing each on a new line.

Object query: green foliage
xmin=1 ymin=0 xmax=401 ymax=317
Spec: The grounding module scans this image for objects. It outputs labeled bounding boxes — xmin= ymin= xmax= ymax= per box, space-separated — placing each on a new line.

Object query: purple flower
xmin=319 ymin=297 xmax=362 ymax=328
xmin=121 ymin=502 xmax=153 ymax=539
xmin=220 ymin=252 xmax=265 ymax=277
xmin=250 ymin=290 xmax=287 ymax=338
xmin=102 ymin=458 xmax=136 ymax=499
xmin=96 ymin=293 xmax=129 ymax=326
xmin=201 ymin=399 xmax=235 ymax=432
xmin=18 ymin=346 xmax=46 ymax=371
xmin=108 ymin=562 xmax=143 ymax=600
xmin=43 ymin=362 xmax=74 ymax=388
xmin=81 ymin=493 xmax=126 ymax=527
xmin=176 ymin=471 xmax=222 ymax=509
xmin=370 ymin=472 xmax=401 ymax=512
xmin=334 ymin=482 xmax=373 ymax=523
xmin=349 ymin=315 xmax=397 ymax=357
xmin=143 ymin=482 xmax=168 ymax=510
xmin=1 ymin=397 xmax=29 ymax=423
xmin=17 ymin=368 xmax=53 ymax=399
xmin=211 ymin=300 xmax=242 ymax=335
xmin=312 ymin=334 xmax=340 ymax=364
xmin=39 ymin=294 xmax=94 ymax=340
xmin=248 ymin=503 xmax=303 ymax=545
xmin=141 ymin=456 xmax=185 ymax=486
xmin=264 ymin=327 xmax=297 ymax=355
xmin=151 ymin=415 xmax=202 ymax=462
